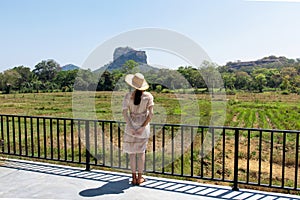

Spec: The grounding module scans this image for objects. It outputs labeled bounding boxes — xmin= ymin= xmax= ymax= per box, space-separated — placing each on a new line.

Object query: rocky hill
xmin=225 ymin=56 xmax=297 ymax=72
xmin=94 ymin=47 xmax=158 ymax=73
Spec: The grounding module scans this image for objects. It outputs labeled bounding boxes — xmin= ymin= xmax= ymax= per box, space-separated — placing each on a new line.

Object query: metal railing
xmin=0 ymin=114 xmax=299 ymax=192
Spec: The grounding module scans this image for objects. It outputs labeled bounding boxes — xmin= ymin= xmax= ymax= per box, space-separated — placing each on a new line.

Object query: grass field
xmin=0 ymin=91 xmax=299 ymax=130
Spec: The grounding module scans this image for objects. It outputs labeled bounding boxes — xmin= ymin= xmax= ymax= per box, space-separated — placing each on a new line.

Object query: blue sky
xmin=0 ymin=0 xmax=300 ymax=72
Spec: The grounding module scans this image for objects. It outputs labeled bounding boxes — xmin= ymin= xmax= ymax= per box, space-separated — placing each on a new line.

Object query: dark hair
xmin=134 ymin=90 xmax=143 ymax=105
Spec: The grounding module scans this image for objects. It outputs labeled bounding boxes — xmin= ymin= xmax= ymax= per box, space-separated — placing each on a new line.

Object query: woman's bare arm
xmin=136 ymin=105 xmax=154 ymax=135
xmin=122 ymin=109 xmax=134 ymax=129
xmin=141 ymin=105 xmax=154 ymax=127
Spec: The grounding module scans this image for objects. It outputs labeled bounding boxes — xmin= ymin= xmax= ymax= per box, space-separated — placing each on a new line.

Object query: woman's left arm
xmin=136 ymin=105 xmax=154 ymax=135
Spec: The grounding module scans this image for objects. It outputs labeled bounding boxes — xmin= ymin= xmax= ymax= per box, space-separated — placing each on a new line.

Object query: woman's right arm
xmin=122 ymin=109 xmax=135 ymax=134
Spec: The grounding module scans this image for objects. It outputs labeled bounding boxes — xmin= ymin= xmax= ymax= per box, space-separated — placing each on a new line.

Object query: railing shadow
xmin=1 ymin=158 xmax=299 ymax=200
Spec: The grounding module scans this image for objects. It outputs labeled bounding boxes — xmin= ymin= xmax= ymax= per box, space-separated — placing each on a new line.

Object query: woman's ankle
xmin=132 ymin=173 xmax=137 ymax=178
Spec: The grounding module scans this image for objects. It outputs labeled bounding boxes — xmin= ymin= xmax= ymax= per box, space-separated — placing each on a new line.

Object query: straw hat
xmin=125 ymin=73 xmax=149 ymax=90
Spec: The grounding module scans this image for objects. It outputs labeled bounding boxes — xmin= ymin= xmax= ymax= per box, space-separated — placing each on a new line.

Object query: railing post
xmin=0 ymin=116 xmax=4 ymax=153
xmin=232 ymin=129 xmax=240 ymax=191
xmin=85 ymin=121 xmax=91 ymax=171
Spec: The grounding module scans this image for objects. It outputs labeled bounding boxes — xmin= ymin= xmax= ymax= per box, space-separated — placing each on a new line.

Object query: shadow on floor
xmin=79 ymin=178 xmax=131 ymax=197
xmin=1 ymin=158 xmax=299 ymax=200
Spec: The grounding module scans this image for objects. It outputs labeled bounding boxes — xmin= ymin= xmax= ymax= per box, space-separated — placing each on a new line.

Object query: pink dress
xmin=122 ymin=91 xmax=154 ymax=154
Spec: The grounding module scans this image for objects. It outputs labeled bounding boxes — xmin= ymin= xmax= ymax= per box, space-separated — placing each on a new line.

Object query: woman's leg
xmin=129 ymin=153 xmax=137 ymax=184
xmin=137 ymin=152 xmax=146 ymax=184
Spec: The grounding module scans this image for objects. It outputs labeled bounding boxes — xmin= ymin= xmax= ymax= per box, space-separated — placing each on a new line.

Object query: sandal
xmin=137 ymin=177 xmax=146 ymax=185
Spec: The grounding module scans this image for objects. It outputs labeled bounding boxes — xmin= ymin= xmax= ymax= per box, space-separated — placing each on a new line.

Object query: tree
xmin=73 ymin=69 xmax=97 ymax=91
xmin=222 ymin=73 xmax=236 ymax=90
xmin=234 ymin=71 xmax=251 ymax=90
xmin=54 ymin=69 xmax=78 ymax=90
xmin=33 ymin=59 xmax=61 ymax=83
xmin=199 ymin=61 xmax=223 ymax=92
xmin=177 ymin=66 xmax=205 ymax=88
xmin=13 ymin=66 xmax=33 ymax=91
xmin=254 ymin=73 xmax=267 ymax=92
xmin=1 ymin=69 xmax=21 ymax=93
xmin=97 ymin=70 xmax=114 ymax=91
xmin=121 ymin=60 xmax=139 ymax=73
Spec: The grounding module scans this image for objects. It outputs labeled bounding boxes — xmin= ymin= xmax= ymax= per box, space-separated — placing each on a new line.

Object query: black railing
xmin=0 ymin=114 xmax=299 ymax=192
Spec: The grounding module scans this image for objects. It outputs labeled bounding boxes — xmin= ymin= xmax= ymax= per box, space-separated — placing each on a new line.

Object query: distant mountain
xmin=61 ymin=64 xmax=80 ymax=71
xmin=224 ymin=56 xmax=297 ymax=73
xmin=94 ymin=47 xmax=159 ymax=74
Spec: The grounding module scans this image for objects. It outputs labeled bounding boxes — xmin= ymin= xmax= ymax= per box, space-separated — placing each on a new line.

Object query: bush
xmin=281 ymin=90 xmax=290 ymax=95
xmin=226 ymin=89 xmax=236 ymax=95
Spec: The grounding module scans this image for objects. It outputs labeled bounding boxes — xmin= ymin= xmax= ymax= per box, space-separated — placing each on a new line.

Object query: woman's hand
xmin=135 ymin=126 xmax=145 ymax=135
xmin=128 ymin=126 xmax=137 ymax=135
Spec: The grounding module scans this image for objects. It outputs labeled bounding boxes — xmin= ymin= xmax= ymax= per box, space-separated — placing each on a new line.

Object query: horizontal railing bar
xmin=0 ymin=113 xmax=299 ymax=133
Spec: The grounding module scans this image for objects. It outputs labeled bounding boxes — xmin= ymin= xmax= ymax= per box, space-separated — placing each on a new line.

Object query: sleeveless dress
xmin=122 ymin=91 xmax=154 ymax=154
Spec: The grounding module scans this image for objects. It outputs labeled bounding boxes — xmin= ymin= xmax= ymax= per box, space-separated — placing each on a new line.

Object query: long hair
xmin=133 ymin=89 xmax=143 ymax=105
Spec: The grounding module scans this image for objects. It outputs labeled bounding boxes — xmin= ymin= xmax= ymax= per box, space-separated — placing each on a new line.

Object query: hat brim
xmin=125 ymin=74 xmax=149 ymax=90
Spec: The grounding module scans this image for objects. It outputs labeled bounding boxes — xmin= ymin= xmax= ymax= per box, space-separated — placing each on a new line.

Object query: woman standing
xmin=122 ymin=73 xmax=154 ymax=185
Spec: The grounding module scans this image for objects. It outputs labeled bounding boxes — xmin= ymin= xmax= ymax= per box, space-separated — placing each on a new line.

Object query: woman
xmin=122 ymin=72 xmax=154 ymax=185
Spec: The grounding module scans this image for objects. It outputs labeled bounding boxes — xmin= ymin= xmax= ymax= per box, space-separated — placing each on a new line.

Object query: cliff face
xmin=93 ymin=47 xmax=158 ymax=74
xmin=107 ymin=47 xmax=147 ymax=71
xmin=225 ymin=56 xmax=293 ymax=70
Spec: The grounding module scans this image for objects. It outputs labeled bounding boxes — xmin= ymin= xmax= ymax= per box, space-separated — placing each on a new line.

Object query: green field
xmin=0 ymin=91 xmax=299 ymax=130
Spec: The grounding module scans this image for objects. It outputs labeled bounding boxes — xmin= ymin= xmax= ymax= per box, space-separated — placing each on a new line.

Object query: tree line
xmin=1 ymin=58 xmax=300 ymax=94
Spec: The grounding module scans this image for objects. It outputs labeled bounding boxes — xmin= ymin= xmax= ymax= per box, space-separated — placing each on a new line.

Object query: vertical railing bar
xmin=258 ymin=130 xmax=262 ymax=185
xmin=200 ymin=127 xmax=204 ymax=178
xmin=181 ymin=126 xmax=184 ymax=176
xmin=12 ymin=116 xmax=16 ymax=154
xmin=24 ymin=117 xmax=28 ymax=156
xmin=211 ymin=128 xmax=215 ymax=179
xmin=191 ymin=126 xmax=194 ymax=177
xmin=126 ymin=153 xmax=129 ymax=169
xmin=6 ymin=116 xmax=10 ymax=154
xmin=102 ymin=121 xmax=105 ymax=166
xmin=50 ymin=118 xmax=53 ymax=160
xmin=78 ymin=120 xmax=82 ymax=163
xmin=18 ymin=116 xmax=22 ymax=155
xmin=232 ymin=129 xmax=239 ymax=191
xmin=43 ymin=118 xmax=47 ymax=159
xmin=118 ymin=122 xmax=121 ymax=168
xmin=222 ymin=128 xmax=226 ymax=181
xmin=153 ymin=125 xmax=156 ymax=172
xmin=94 ymin=121 xmax=98 ymax=165
xmin=282 ymin=131 xmax=286 ymax=188
xmin=270 ymin=131 xmax=274 ymax=186
xmin=70 ymin=119 xmax=74 ymax=162
xmin=246 ymin=130 xmax=251 ymax=183
xmin=0 ymin=116 xmax=4 ymax=153
xmin=57 ymin=118 xmax=60 ymax=160
xmin=162 ymin=125 xmax=165 ymax=174
xmin=37 ymin=118 xmax=40 ymax=158
xmin=294 ymin=132 xmax=299 ymax=189
xmin=110 ymin=122 xmax=113 ymax=168
xmin=171 ymin=125 xmax=174 ymax=175
xmin=30 ymin=117 xmax=33 ymax=157
xmin=85 ymin=120 xmax=91 ymax=171
xmin=64 ymin=119 xmax=67 ymax=161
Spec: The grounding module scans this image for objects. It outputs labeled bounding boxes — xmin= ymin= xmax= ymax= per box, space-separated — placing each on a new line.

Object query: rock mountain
xmin=94 ymin=47 xmax=158 ymax=73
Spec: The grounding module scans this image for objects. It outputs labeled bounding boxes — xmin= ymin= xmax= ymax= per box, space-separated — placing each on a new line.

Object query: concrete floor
xmin=0 ymin=158 xmax=299 ymax=200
